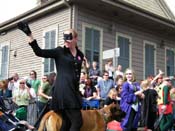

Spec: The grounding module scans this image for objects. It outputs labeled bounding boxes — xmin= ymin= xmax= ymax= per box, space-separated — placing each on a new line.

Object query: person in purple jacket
xmin=120 ymin=68 xmax=144 ymax=131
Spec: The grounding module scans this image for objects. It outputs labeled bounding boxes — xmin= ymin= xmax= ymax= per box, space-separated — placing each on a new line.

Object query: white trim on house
xmin=116 ymin=32 xmax=132 ymax=69
xmin=143 ymin=40 xmax=157 ymax=79
xmin=82 ymin=22 xmax=103 ymax=70
xmin=41 ymin=24 xmax=59 ymax=76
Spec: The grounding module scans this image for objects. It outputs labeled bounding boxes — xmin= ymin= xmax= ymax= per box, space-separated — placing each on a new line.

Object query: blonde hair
xmin=64 ymin=29 xmax=78 ymax=38
xmin=140 ymin=79 xmax=151 ymax=90
xmin=123 ymin=68 xmax=136 ymax=82
xmin=107 ymin=88 xmax=117 ymax=98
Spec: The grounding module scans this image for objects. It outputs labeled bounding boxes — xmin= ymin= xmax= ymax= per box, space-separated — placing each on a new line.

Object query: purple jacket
xmin=120 ymin=81 xmax=142 ymax=129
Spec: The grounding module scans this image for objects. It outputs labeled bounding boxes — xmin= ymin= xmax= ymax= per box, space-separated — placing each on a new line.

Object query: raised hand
xmin=17 ymin=21 xmax=31 ymax=36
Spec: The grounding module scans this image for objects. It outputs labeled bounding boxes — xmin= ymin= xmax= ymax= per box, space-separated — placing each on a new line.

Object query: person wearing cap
xmin=17 ymin=22 xmax=84 ymax=131
xmin=158 ymin=77 xmax=173 ymax=131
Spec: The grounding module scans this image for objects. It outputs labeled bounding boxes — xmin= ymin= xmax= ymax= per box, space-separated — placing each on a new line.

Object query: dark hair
xmin=30 ymin=70 xmax=37 ymax=79
xmin=8 ymin=77 xmax=13 ymax=81
xmin=85 ymin=78 xmax=92 ymax=86
xmin=103 ymin=70 xmax=109 ymax=76
xmin=48 ymin=72 xmax=56 ymax=86
xmin=115 ymin=75 xmax=123 ymax=82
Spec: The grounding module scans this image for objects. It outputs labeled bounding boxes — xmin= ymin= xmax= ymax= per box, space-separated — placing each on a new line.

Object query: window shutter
xmin=44 ymin=30 xmax=56 ymax=75
xmin=0 ymin=45 xmax=9 ymax=79
xmin=145 ymin=44 xmax=154 ymax=78
xmin=93 ymin=30 xmax=100 ymax=62
xmin=166 ymin=49 xmax=174 ymax=76
xmin=118 ymin=36 xmax=130 ymax=71
xmin=85 ymin=27 xmax=100 ymax=64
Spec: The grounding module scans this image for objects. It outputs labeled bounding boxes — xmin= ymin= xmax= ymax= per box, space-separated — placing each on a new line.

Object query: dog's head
xmin=100 ymin=103 xmax=125 ymax=122
xmin=99 ymin=103 xmax=119 ymax=122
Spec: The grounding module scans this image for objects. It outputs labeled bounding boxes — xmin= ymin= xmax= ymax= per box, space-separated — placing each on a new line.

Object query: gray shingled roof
xmin=121 ymin=0 xmax=175 ymax=22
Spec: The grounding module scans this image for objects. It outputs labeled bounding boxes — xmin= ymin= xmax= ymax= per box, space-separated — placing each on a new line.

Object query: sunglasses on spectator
xmin=20 ymin=82 xmax=25 ymax=84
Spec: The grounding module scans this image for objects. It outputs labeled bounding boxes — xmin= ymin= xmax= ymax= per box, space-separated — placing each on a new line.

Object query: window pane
xmin=50 ymin=58 xmax=55 ymax=72
xmin=93 ymin=30 xmax=100 ymax=51
xmin=85 ymin=50 xmax=91 ymax=62
xmin=44 ymin=58 xmax=49 ymax=73
xmin=85 ymin=28 xmax=92 ymax=50
xmin=45 ymin=32 xmax=50 ymax=49
xmin=51 ymin=31 xmax=56 ymax=48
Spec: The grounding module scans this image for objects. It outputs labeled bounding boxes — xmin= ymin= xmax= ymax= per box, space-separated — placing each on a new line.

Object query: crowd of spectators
xmin=1 ymin=58 xmax=175 ymax=131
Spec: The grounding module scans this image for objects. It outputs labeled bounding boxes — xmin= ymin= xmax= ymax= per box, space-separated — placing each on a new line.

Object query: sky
xmin=0 ymin=0 xmax=37 ymax=23
xmin=0 ymin=0 xmax=175 ymax=24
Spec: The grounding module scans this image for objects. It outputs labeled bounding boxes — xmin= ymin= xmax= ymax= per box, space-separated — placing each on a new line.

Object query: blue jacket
xmin=120 ymin=81 xmax=142 ymax=129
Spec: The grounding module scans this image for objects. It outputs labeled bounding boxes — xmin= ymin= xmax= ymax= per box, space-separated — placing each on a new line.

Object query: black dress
xmin=29 ymin=40 xmax=84 ymax=111
xmin=142 ymin=89 xmax=158 ymax=130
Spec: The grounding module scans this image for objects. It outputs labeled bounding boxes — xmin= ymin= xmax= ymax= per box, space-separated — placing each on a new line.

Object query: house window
xmin=117 ymin=35 xmax=131 ymax=71
xmin=144 ymin=42 xmax=156 ymax=78
xmin=84 ymin=27 xmax=101 ymax=65
xmin=166 ymin=49 xmax=174 ymax=76
xmin=0 ymin=42 xmax=9 ymax=80
xmin=43 ymin=29 xmax=57 ymax=75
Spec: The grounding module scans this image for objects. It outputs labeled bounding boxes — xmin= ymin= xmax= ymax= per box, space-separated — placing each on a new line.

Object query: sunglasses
xmin=20 ymin=82 xmax=25 ymax=84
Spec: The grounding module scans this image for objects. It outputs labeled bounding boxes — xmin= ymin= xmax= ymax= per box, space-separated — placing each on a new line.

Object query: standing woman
xmin=120 ymin=68 xmax=144 ymax=131
xmin=18 ymin=22 xmax=84 ymax=131
xmin=27 ymin=70 xmax=41 ymax=94
xmin=38 ymin=75 xmax=51 ymax=113
xmin=12 ymin=79 xmax=31 ymax=120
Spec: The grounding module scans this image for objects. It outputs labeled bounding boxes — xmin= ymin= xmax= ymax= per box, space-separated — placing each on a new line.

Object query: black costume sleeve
xmin=29 ymin=40 xmax=60 ymax=58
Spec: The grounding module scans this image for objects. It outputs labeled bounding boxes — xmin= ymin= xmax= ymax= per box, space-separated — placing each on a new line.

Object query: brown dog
xmin=38 ymin=103 xmax=117 ymax=131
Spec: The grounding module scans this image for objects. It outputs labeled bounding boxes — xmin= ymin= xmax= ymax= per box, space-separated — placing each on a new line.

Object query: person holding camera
xmin=18 ymin=21 xmax=84 ymax=131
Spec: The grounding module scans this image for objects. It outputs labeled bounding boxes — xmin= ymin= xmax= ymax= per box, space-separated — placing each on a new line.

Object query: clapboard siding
xmin=122 ymin=0 xmax=172 ymax=20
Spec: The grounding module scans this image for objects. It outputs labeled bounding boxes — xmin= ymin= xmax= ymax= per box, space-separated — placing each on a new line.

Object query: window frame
xmin=82 ymin=23 xmax=103 ymax=70
xmin=143 ymin=40 xmax=157 ymax=79
xmin=42 ymin=25 xmax=58 ymax=76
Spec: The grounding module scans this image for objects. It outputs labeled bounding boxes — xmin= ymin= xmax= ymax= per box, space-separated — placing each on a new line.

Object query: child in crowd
xmin=141 ymin=79 xmax=158 ymax=131
xmin=104 ymin=88 xmax=117 ymax=107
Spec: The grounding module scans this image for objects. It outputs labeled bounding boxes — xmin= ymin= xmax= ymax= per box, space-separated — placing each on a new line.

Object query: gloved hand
xmin=17 ymin=21 xmax=31 ymax=36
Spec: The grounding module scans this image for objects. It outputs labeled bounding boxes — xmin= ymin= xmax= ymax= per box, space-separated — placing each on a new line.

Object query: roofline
xmin=0 ymin=0 xmax=70 ymax=33
xmin=1 ymin=0 xmax=175 ymax=34
xmin=101 ymin=0 xmax=175 ymax=28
